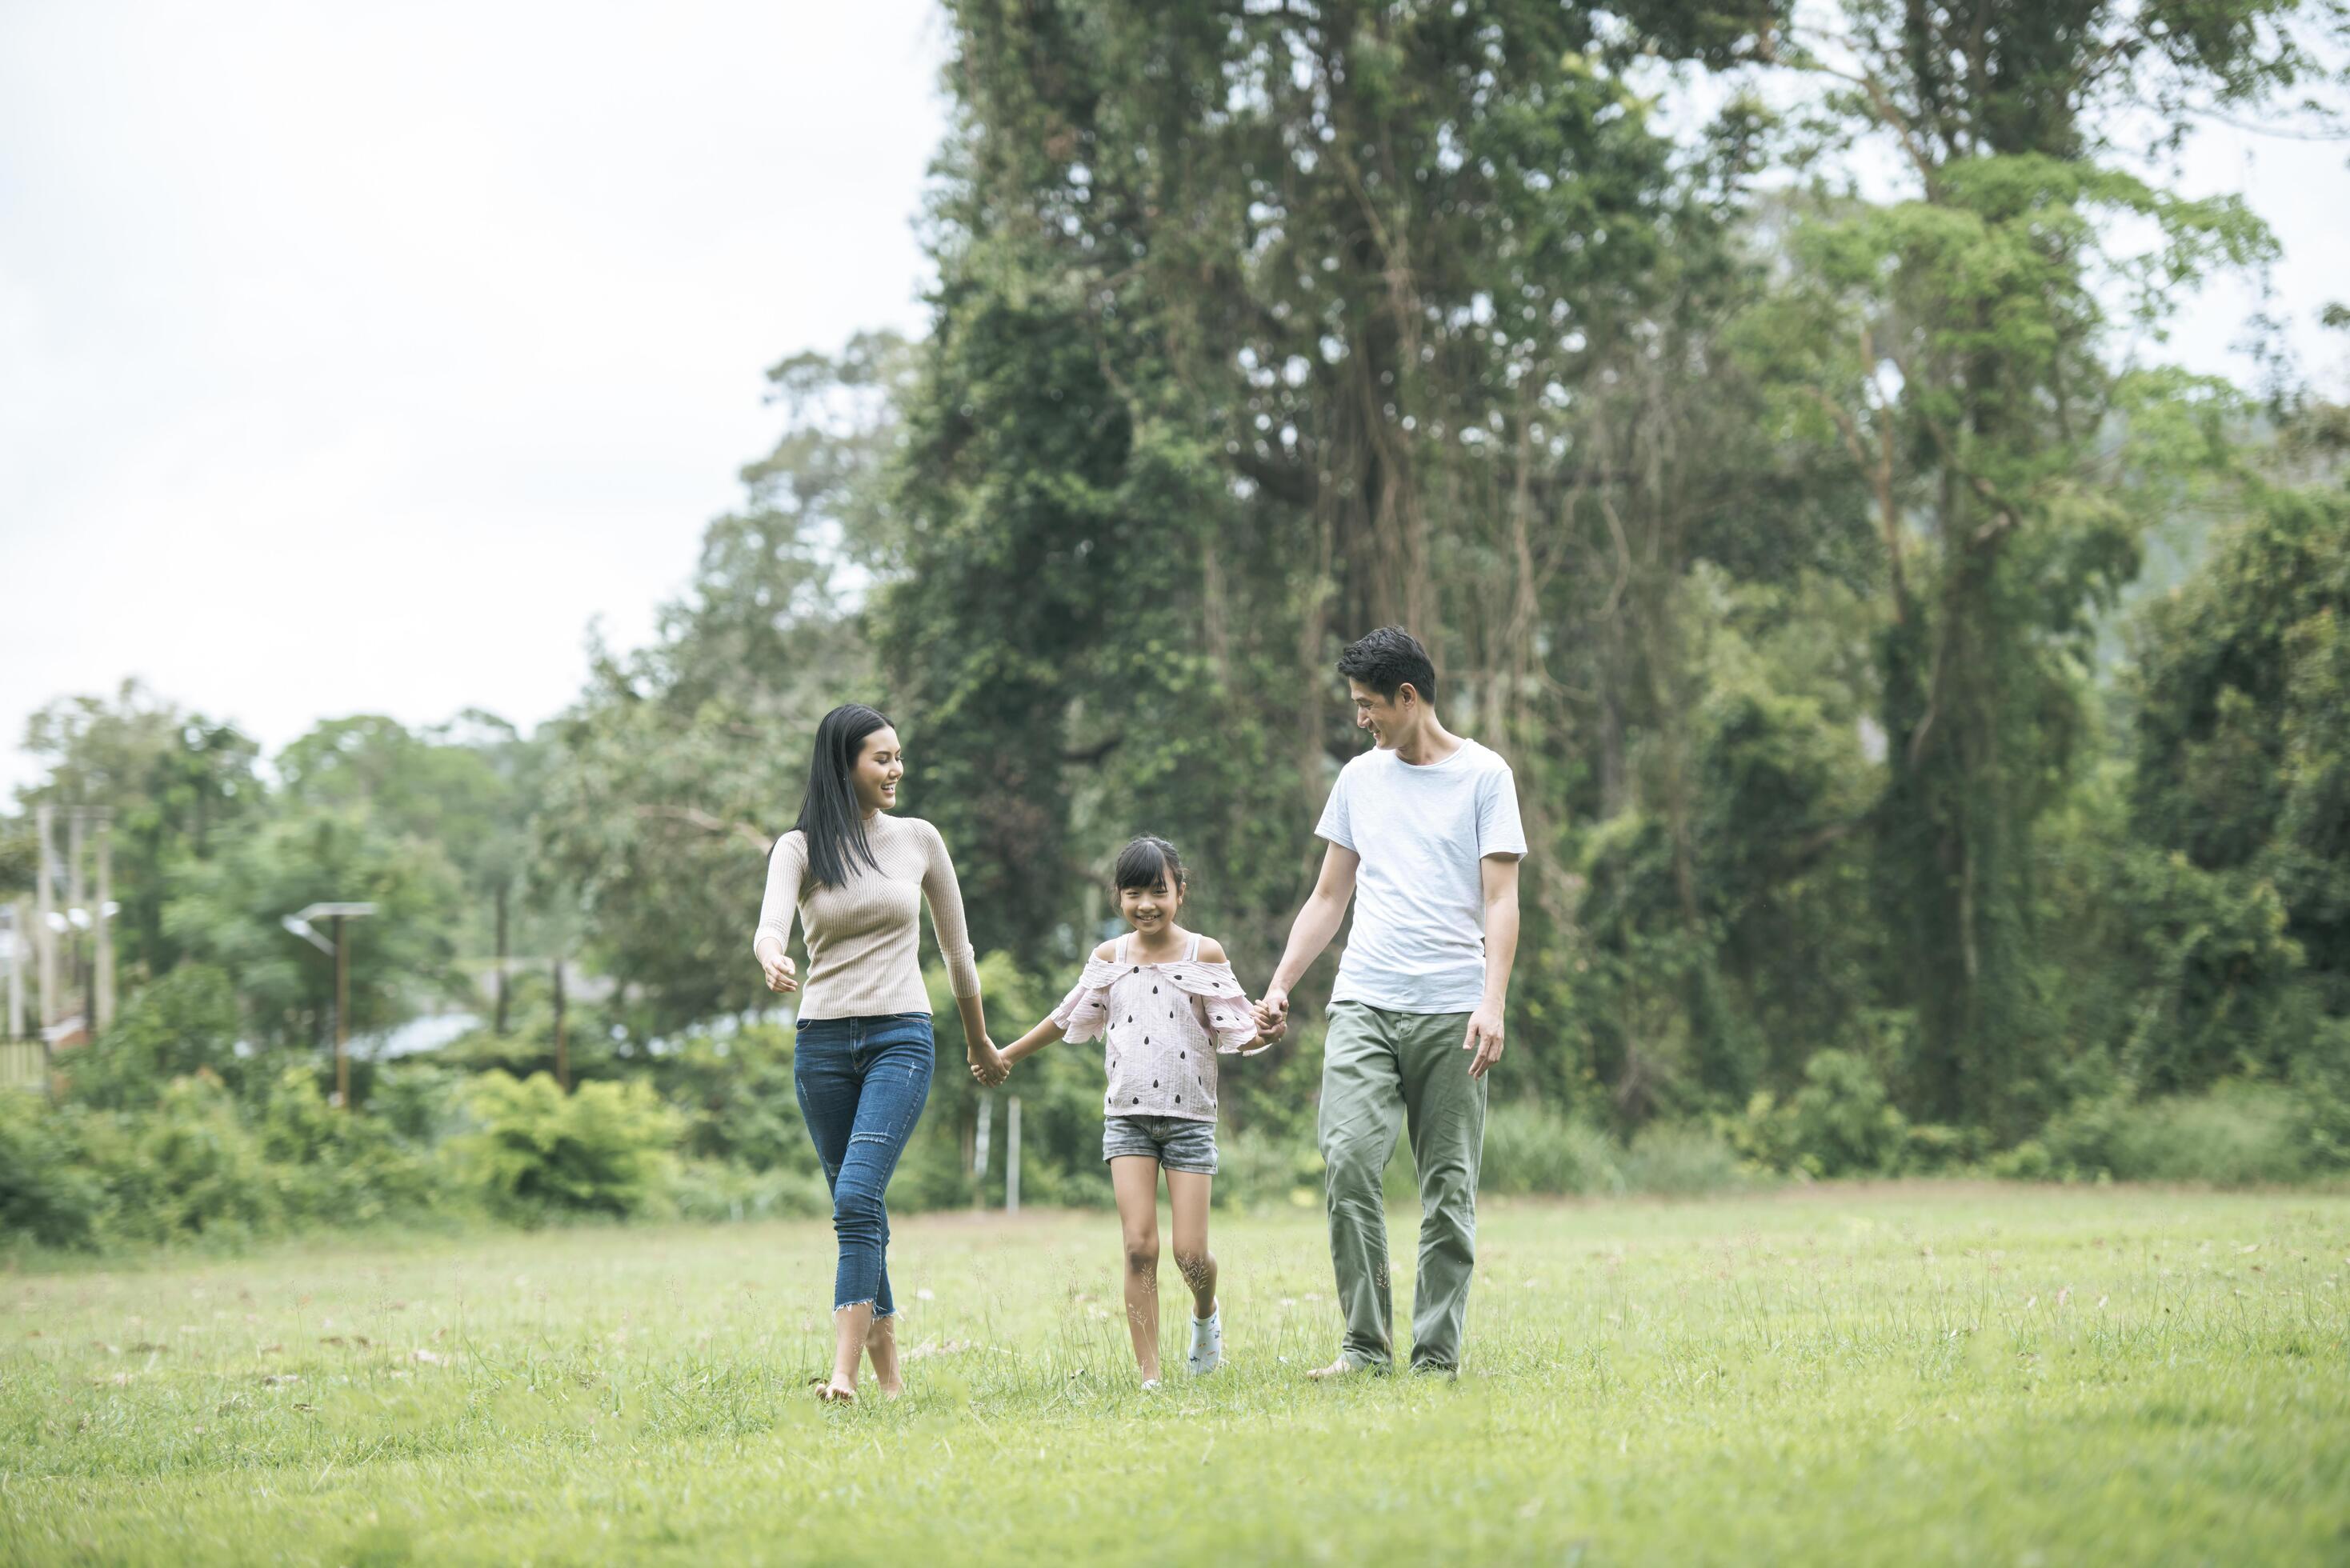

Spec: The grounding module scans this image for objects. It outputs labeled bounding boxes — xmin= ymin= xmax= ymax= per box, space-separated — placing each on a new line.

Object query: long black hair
xmin=791 ymin=703 xmax=895 ymax=888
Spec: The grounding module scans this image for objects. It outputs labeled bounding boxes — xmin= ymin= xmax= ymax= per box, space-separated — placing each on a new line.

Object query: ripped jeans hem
xmin=833 ymin=1298 xmax=894 ymax=1320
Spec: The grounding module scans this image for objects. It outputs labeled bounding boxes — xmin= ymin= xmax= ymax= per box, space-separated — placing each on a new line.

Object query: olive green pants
xmin=1318 ymin=1000 xmax=1487 ymax=1373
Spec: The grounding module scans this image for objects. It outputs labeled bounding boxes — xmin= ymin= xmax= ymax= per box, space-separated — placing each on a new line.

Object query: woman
xmin=753 ymin=702 xmax=1006 ymax=1403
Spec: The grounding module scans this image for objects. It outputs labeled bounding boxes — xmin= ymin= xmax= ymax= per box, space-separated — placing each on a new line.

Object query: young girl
xmin=983 ymin=835 xmax=1279 ymax=1388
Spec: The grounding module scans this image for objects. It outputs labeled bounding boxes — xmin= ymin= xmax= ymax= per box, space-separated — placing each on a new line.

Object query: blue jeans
xmin=793 ymin=1012 xmax=935 ymax=1317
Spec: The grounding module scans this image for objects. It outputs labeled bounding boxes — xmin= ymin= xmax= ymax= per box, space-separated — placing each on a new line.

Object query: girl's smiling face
xmin=1118 ymin=863 xmax=1184 ymax=938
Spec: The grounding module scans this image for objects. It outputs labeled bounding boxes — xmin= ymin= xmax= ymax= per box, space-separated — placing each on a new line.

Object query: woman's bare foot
xmin=864 ymin=1314 xmax=906 ymax=1400
xmin=812 ymin=1378 xmax=858 ymax=1405
xmin=1306 ymin=1354 xmax=1367 ymax=1382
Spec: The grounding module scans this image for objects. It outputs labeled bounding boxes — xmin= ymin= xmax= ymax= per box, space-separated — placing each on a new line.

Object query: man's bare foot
xmin=1306 ymin=1355 xmax=1367 ymax=1382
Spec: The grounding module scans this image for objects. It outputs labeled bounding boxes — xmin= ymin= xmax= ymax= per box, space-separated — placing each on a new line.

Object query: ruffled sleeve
xmin=1165 ymin=961 xmax=1268 ymax=1055
xmin=1048 ymin=956 xmax=1123 ymax=1045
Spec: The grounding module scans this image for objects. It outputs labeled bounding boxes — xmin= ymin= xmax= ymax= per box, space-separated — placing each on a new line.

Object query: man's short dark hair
xmin=1337 ymin=626 xmax=1438 ymax=706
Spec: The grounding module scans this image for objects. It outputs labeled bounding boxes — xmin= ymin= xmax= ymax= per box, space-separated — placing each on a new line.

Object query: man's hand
xmin=1253 ymin=986 xmax=1291 ymax=1038
xmin=756 ymin=942 xmax=798 ymax=995
xmin=1462 ymin=1006 xmax=1504 ymax=1079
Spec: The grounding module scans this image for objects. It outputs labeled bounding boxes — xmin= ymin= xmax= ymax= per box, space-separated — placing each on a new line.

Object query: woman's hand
xmin=755 ymin=940 xmax=798 ymax=994
xmin=967 ymin=1038 xmax=1010 ymax=1087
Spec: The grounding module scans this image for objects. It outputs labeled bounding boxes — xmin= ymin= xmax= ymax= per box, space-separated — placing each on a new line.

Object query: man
xmin=1256 ymin=626 xmax=1525 ymax=1378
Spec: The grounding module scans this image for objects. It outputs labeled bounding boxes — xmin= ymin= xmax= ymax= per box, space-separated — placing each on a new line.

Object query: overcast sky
xmin=2 ymin=3 xmax=2343 ymax=806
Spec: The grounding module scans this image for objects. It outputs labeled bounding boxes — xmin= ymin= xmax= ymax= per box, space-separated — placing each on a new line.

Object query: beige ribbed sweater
xmin=753 ymin=813 xmax=981 ymax=1020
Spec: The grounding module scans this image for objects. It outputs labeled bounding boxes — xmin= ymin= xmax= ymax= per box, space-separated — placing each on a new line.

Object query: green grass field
xmin=4 ymin=1185 xmax=2346 ymax=1565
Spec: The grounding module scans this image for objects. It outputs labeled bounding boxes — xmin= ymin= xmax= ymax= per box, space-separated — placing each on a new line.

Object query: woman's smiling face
xmin=851 ymin=726 xmax=903 ymax=815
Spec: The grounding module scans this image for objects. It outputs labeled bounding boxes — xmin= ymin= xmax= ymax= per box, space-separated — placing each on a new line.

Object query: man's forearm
xmin=1479 ymin=896 xmax=1519 ymax=1013
xmin=1271 ymin=893 xmax=1348 ymax=995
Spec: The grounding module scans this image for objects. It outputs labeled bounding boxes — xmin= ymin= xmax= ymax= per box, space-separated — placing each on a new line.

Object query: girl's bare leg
xmin=1166 ymin=1170 xmax=1218 ymax=1319
xmin=1111 ymin=1156 xmax=1164 ymax=1382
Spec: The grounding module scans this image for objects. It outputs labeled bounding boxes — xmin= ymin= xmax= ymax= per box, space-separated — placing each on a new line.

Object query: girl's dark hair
xmin=791 ymin=703 xmax=895 ymax=888
xmin=1112 ymin=834 xmax=1188 ymax=895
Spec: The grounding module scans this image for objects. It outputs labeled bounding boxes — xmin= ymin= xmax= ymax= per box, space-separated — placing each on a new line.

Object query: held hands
xmin=967 ymin=1037 xmax=1010 ymax=1087
xmin=1462 ymin=1005 xmax=1504 ymax=1079
xmin=1251 ymin=986 xmax=1290 ymax=1042
xmin=756 ymin=941 xmax=798 ymax=995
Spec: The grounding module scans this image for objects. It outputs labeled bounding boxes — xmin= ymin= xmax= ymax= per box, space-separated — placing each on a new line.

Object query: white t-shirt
xmin=1315 ymin=736 xmax=1527 ymax=1014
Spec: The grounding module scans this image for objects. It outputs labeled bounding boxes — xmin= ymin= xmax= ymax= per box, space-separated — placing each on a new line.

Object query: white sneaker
xmin=1186 ymin=1305 xmax=1223 ymax=1377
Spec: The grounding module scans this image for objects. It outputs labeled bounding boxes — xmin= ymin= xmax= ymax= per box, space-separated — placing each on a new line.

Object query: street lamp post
xmin=283 ymin=902 xmax=377 ymax=1109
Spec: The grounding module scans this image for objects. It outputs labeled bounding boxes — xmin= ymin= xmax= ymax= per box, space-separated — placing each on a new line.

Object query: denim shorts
xmin=1103 ymin=1114 xmax=1218 ymax=1174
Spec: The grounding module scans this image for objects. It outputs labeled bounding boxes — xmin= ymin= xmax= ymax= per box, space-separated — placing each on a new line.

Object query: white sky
xmin=2 ymin=3 xmax=2344 ymax=806
xmin=0 ymin=0 xmax=951 ymax=800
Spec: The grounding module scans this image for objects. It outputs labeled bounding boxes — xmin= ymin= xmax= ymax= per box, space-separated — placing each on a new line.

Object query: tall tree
xmin=1723 ymin=0 xmax=2332 ymax=1129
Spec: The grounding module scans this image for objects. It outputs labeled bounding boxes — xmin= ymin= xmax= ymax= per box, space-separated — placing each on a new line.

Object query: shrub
xmin=1215 ymin=1125 xmax=1327 ymax=1211
xmin=0 ymin=1094 xmax=107 ymax=1250
xmin=665 ymin=1159 xmax=831 ymax=1223
xmin=1784 ymin=1050 xmax=1906 ymax=1176
xmin=90 ymin=1075 xmax=287 ymax=1245
xmin=455 ymin=1071 xmax=678 ymax=1223
xmin=1727 ymin=1051 xmax=1908 ymax=1178
xmin=2040 ymin=1082 xmax=2313 ymax=1186
xmin=62 ymin=964 xmax=243 ymax=1109
xmin=1482 ymin=1102 xmax=1623 ymax=1196
xmin=258 ymin=1067 xmax=444 ymax=1226
xmin=1618 ymin=1122 xmax=1749 ymax=1196
xmin=654 ymin=1021 xmax=813 ymax=1174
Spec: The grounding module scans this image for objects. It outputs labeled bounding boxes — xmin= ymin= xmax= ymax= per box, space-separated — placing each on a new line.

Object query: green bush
xmin=62 ymin=964 xmax=244 ymax=1109
xmin=664 ymin=1159 xmax=831 ymax=1223
xmin=1482 ymin=1102 xmax=1623 ymax=1196
xmin=2039 ymin=1082 xmax=2314 ymax=1186
xmin=654 ymin=1022 xmax=814 ymax=1174
xmin=455 ymin=1071 xmax=679 ymax=1223
xmin=369 ymin=1060 xmax=468 ymax=1146
xmin=1215 ymin=1125 xmax=1327 ymax=1211
xmin=1727 ymin=1051 xmax=1907 ymax=1178
xmin=0 ymin=1094 xmax=108 ymax=1250
xmin=258 ymin=1067 xmax=445 ymax=1226
xmin=83 ymin=1075 xmax=288 ymax=1245
xmin=1619 ymin=1122 xmax=1749 ymax=1196
xmin=2288 ymin=1018 xmax=2350 ymax=1171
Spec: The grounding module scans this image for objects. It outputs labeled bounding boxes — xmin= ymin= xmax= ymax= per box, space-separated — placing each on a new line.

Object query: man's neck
xmin=1391 ymin=718 xmax=1461 ymax=767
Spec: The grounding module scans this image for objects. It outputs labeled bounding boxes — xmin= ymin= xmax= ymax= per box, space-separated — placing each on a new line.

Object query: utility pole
xmin=282 ymin=902 xmax=375 ymax=1110
xmin=67 ymin=808 xmax=87 ymax=1032
xmin=552 ymin=955 xmax=569 ymax=1091
xmin=6 ymin=899 xmax=25 ymax=1042
xmin=34 ymin=805 xmax=58 ymax=1052
xmin=1006 ymin=1096 xmax=1023 ymax=1215
xmin=94 ymin=815 xmax=114 ymax=1032
xmin=332 ymin=912 xmax=350 ymax=1110
xmin=973 ymin=1094 xmax=994 ymax=1190
xmin=493 ymin=881 xmax=510 ymax=1036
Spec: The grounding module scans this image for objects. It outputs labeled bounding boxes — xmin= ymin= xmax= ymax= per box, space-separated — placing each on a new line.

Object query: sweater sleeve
xmin=753 ymin=832 xmax=806 ymax=958
xmin=919 ymin=822 xmax=984 ymax=999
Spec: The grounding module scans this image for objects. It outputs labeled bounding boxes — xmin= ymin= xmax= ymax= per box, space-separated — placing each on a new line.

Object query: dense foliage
xmin=6 ymin=2 xmax=2348 ymax=1253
